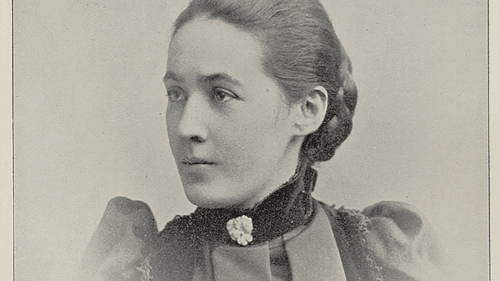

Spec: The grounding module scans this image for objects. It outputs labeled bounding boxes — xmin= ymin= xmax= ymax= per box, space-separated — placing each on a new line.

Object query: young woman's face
xmin=165 ymin=18 xmax=298 ymax=209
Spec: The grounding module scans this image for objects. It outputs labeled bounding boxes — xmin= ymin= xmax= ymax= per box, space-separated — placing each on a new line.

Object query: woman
xmin=82 ymin=0 xmax=448 ymax=280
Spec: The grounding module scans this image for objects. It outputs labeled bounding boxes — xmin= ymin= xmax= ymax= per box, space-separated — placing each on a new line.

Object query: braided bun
xmin=302 ymin=50 xmax=358 ymax=163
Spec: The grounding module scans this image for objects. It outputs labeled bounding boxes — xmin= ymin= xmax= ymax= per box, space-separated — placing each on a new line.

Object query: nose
xmin=176 ymin=96 xmax=208 ymax=143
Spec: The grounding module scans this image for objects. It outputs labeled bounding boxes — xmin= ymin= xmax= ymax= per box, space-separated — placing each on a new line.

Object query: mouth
xmin=181 ymin=157 xmax=216 ymax=166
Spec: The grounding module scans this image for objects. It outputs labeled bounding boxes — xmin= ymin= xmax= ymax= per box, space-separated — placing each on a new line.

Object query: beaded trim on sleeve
xmin=137 ymin=256 xmax=153 ymax=281
xmin=337 ymin=206 xmax=384 ymax=281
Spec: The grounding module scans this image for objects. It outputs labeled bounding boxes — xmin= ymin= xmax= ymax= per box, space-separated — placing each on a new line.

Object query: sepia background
xmin=14 ymin=0 xmax=488 ymax=280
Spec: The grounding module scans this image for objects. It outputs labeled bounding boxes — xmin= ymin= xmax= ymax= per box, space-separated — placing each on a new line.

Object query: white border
xmin=0 ymin=0 xmax=13 ymax=279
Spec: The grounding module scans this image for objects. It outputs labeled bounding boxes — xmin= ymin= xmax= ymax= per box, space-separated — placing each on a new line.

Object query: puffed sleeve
xmin=80 ymin=197 xmax=158 ymax=281
xmin=361 ymin=201 xmax=451 ymax=281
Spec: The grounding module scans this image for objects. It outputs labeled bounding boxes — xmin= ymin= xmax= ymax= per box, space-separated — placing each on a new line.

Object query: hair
xmin=173 ymin=0 xmax=357 ymax=165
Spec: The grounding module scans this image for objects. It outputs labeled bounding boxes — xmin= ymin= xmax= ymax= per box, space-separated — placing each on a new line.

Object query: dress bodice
xmin=81 ymin=197 xmax=450 ymax=281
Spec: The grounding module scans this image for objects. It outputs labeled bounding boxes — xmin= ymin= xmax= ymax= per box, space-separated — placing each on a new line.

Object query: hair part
xmin=173 ymin=0 xmax=357 ymax=164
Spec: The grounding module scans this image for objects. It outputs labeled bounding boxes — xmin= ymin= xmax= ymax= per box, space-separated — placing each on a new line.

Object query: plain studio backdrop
xmin=14 ymin=0 xmax=487 ymax=280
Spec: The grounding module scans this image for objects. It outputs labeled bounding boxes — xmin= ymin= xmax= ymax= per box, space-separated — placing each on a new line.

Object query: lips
xmin=181 ymin=157 xmax=215 ymax=165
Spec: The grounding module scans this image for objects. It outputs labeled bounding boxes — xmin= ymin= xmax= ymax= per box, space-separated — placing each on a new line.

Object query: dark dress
xmin=81 ymin=167 xmax=449 ymax=281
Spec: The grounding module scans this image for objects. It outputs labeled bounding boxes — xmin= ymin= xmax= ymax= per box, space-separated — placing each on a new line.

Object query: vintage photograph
xmin=13 ymin=0 xmax=488 ymax=280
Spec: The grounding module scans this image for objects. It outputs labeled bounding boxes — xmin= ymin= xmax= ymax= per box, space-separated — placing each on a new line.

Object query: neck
xmin=190 ymin=163 xmax=318 ymax=246
xmin=237 ymin=141 xmax=303 ymax=209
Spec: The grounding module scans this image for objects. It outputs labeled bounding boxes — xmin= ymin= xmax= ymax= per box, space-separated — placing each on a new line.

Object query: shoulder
xmin=322 ymin=201 xmax=451 ymax=281
xmin=81 ymin=197 xmax=197 ymax=280
xmin=361 ymin=201 xmax=450 ymax=281
xmin=81 ymin=197 xmax=159 ymax=280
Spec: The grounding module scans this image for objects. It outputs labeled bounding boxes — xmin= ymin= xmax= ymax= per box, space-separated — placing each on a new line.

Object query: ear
xmin=292 ymin=86 xmax=328 ymax=136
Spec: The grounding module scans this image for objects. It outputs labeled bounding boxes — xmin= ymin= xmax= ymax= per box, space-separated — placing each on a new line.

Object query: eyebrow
xmin=163 ymin=71 xmax=184 ymax=83
xmin=163 ymin=71 xmax=242 ymax=87
xmin=200 ymin=73 xmax=242 ymax=87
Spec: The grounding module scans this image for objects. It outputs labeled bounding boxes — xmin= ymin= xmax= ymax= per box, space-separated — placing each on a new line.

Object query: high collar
xmin=188 ymin=165 xmax=318 ymax=246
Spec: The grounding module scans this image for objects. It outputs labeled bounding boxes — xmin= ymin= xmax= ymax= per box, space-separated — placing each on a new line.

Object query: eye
xmin=167 ymin=88 xmax=186 ymax=102
xmin=212 ymin=88 xmax=237 ymax=103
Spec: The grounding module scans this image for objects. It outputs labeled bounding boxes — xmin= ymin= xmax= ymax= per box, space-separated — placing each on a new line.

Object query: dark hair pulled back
xmin=173 ymin=0 xmax=357 ymax=165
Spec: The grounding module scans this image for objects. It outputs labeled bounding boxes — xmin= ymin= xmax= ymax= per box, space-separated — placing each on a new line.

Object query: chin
xmin=183 ymin=181 xmax=245 ymax=209
xmin=185 ymin=191 xmax=232 ymax=209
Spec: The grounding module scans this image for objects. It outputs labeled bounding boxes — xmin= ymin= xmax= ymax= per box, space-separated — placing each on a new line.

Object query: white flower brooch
xmin=226 ymin=215 xmax=254 ymax=246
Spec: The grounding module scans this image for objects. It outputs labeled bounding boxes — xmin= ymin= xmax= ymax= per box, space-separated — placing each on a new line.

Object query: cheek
xmin=165 ymin=105 xmax=180 ymax=150
xmin=217 ymin=112 xmax=289 ymax=166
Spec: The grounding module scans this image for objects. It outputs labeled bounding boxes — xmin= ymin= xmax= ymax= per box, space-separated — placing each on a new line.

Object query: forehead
xmin=167 ymin=18 xmax=265 ymax=79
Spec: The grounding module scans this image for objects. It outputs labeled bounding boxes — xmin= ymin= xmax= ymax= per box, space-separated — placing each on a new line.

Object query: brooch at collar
xmin=226 ymin=215 xmax=254 ymax=246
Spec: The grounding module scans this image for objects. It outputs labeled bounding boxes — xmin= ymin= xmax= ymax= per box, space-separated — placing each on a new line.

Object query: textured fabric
xmin=323 ymin=202 xmax=385 ymax=281
xmin=284 ymin=203 xmax=347 ymax=281
xmin=362 ymin=201 xmax=451 ymax=281
xmin=186 ymin=165 xmax=317 ymax=246
xmin=192 ymin=203 xmax=347 ymax=281
xmin=81 ymin=197 xmax=450 ymax=281
xmin=211 ymin=243 xmax=273 ymax=281
xmin=81 ymin=197 xmax=158 ymax=281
